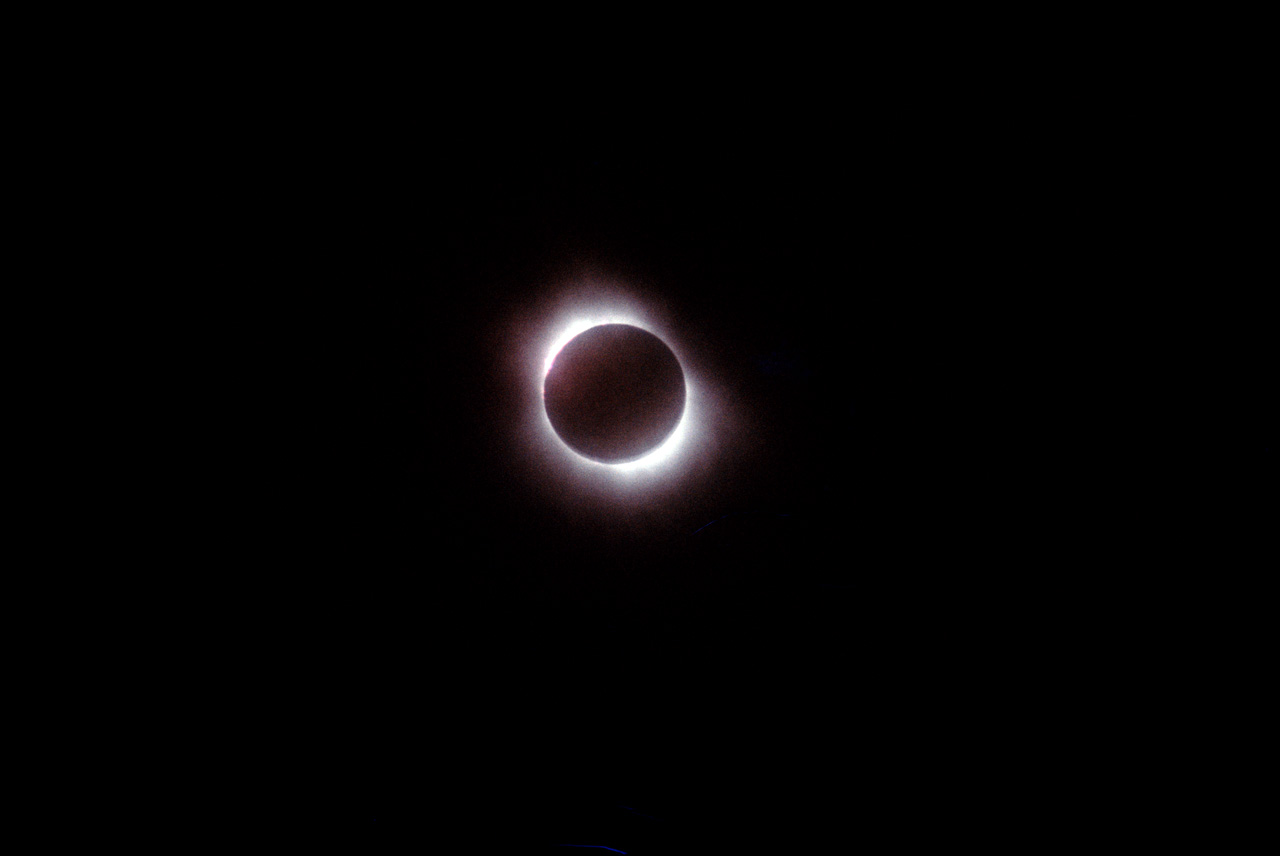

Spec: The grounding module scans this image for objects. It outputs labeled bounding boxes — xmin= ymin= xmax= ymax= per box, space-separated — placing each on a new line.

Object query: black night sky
xmin=125 ymin=10 xmax=1277 ymax=847
xmin=274 ymin=139 xmax=1005 ymax=850
xmin=250 ymin=92 xmax=1251 ymax=848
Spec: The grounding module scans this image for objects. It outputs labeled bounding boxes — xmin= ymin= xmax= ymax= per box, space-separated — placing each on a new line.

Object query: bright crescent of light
xmin=539 ymin=309 xmax=695 ymax=476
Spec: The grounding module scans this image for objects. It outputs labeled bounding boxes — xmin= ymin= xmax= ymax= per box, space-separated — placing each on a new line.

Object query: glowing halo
xmin=531 ymin=298 xmax=700 ymax=479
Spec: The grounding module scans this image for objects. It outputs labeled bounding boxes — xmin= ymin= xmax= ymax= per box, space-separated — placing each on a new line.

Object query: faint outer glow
xmin=537 ymin=302 xmax=697 ymax=477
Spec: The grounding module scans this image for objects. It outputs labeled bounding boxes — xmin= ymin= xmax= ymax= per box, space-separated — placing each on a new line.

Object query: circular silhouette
xmin=544 ymin=324 xmax=686 ymax=464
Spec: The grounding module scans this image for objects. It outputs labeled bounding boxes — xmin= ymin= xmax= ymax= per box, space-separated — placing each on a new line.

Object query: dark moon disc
xmin=543 ymin=324 xmax=686 ymax=464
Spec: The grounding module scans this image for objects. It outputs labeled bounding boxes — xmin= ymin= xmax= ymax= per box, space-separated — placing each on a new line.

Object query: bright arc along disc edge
xmin=539 ymin=316 xmax=695 ymax=475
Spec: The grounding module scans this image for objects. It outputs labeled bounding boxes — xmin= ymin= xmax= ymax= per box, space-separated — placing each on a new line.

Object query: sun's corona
xmin=543 ymin=324 xmax=686 ymax=465
xmin=534 ymin=303 xmax=698 ymax=478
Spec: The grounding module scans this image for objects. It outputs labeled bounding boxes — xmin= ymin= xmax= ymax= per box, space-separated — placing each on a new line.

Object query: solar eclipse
xmin=517 ymin=283 xmax=716 ymax=486
xmin=543 ymin=324 xmax=686 ymax=465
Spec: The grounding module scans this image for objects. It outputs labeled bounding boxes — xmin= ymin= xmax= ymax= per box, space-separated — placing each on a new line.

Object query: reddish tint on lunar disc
xmin=544 ymin=324 xmax=686 ymax=464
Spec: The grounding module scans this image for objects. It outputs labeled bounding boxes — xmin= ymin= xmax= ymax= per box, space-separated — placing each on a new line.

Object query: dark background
xmin=67 ymin=14 xmax=1264 ymax=848
xmin=274 ymin=140 xmax=1045 ymax=851
xmin=231 ymin=75 xmax=1259 ymax=847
